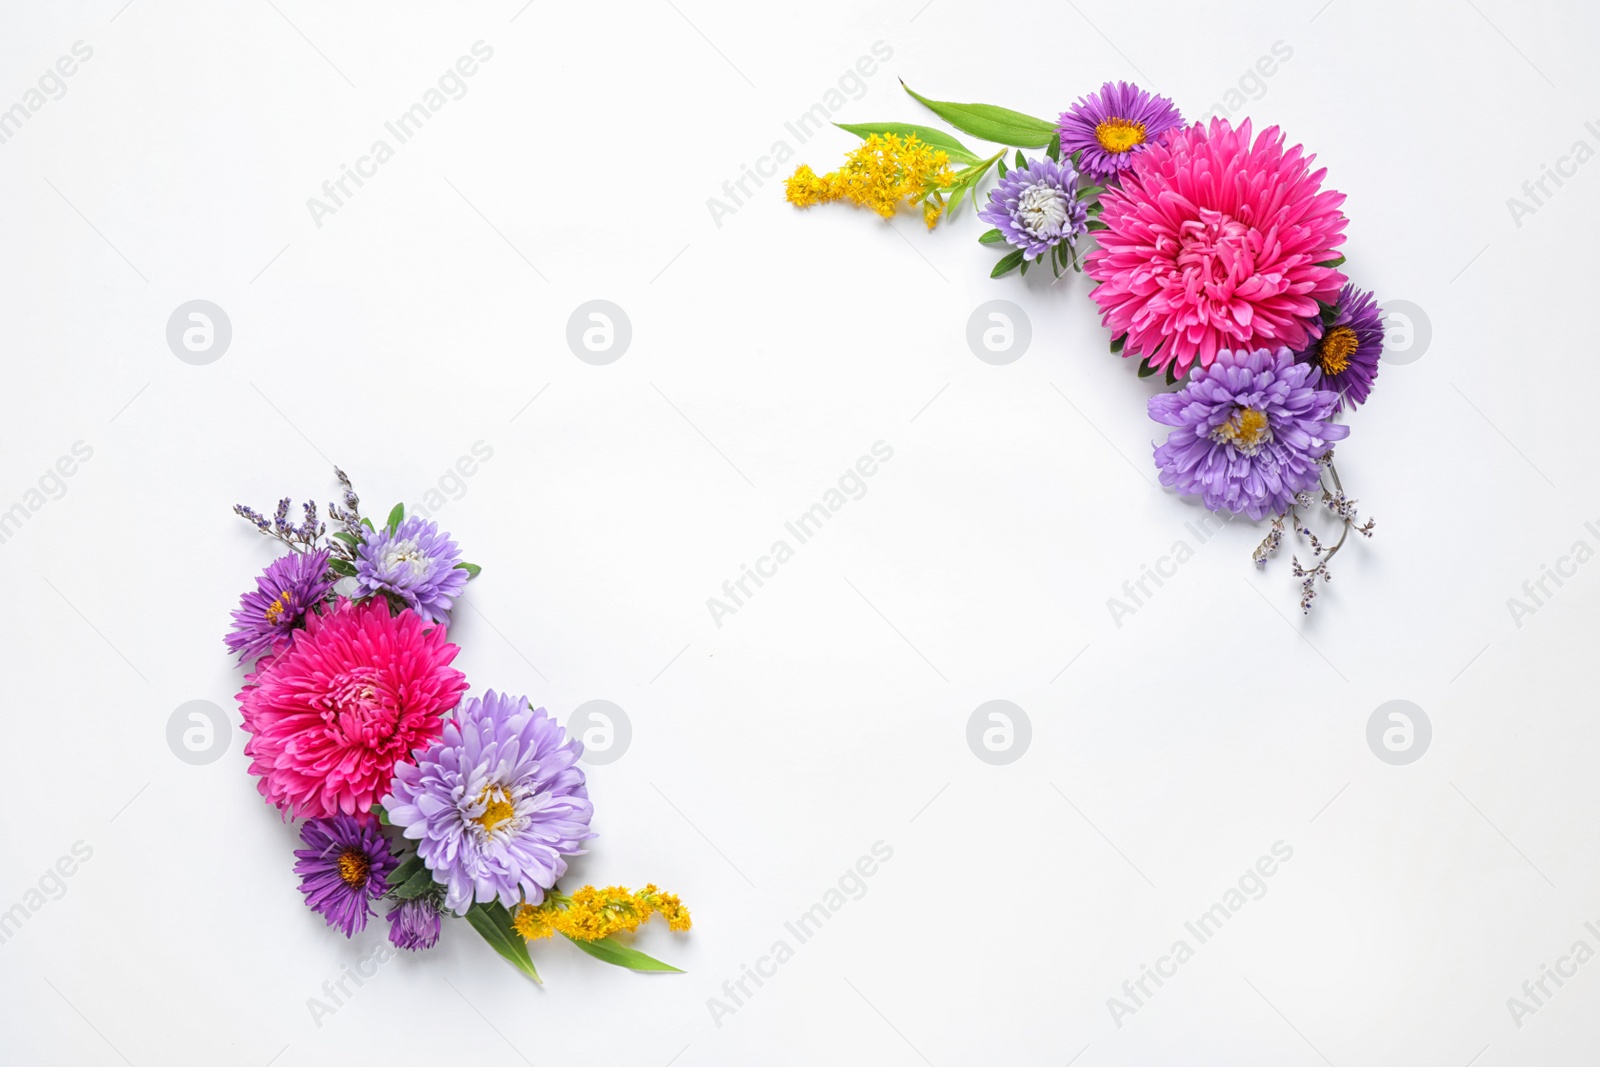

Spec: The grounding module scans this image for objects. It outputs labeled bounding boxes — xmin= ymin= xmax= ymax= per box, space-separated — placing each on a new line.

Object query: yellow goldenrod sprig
xmin=512 ymin=884 xmax=692 ymax=943
xmin=784 ymin=134 xmax=955 ymax=229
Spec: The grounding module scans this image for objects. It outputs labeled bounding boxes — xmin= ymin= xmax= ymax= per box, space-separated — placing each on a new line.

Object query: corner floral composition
xmin=228 ymin=470 xmax=690 ymax=981
xmin=786 ymin=81 xmax=1384 ymax=611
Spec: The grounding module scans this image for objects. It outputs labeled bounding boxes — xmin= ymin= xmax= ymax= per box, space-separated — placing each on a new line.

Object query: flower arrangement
xmin=228 ymin=469 xmax=689 ymax=980
xmin=787 ymin=82 xmax=1383 ymax=611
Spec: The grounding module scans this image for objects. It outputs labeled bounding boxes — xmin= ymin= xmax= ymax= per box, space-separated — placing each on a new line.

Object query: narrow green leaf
xmin=465 ymin=902 xmax=541 ymax=983
xmin=1165 ymin=362 xmax=1180 ymax=386
xmin=455 ymin=562 xmax=482 ymax=578
xmin=1085 ymin=218 xmax=1109 ymax=232
xmin=389 ymin=854 xmax=424 ymax=886
xmin=1110 ymin=335 xmax=1126 ymax=355
xmin=901 ymin=81 xmax=1057 ymax=147
xmin=996 ymin=158 xmax=1007 ymax=179
xmin=1046 ymin=132 xmax=1061 ymax=162
xmin=832 ymin=121 xmax=981 ymax=165
xmin=392 ymin=864 xmax=438 ymax=901
xmin=1137 ymin=357 xmax=1159 ymax=378
xmin=1019 ymin=258 xmax=1030 ymax=276
xmin=562 ymin=933 xmax=683 ymax=973
xmin=1077 ymin=183 xmax=1104 ymax=201
xmin=978 ymin=228 xmax=1006 ymax=244
xmin=371 ymin=803 xmax=389 ymax=825
xmin=1014 ymin=149 xmax=1026 ymax=170
xmin=328 ymin=558 xmax=356 ymax=578
xmin=946 ymin=184 xmax=965 ymax=216
xmin=332 ymin=531 xmax=360 ymax=547
xmin=360 ymin=517 xmax=375 ymax=532
xmin=991 ymin=249 xmax=1025 ymax=278
xmin=1314 ymin=255 xmax=1346 ymax=269
xmin=385 ymin=504 xmax=404 ymax=532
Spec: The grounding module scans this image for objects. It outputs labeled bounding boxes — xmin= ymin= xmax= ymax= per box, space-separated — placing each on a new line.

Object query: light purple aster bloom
xmin=386 ymin=896 xmax=443 ymax=951
xmin=1057 ymin=81 xmax=1184 ymax=185
xmin=1149 ymin=347 xmax=1349 ymax=520
xmin=293 ymin=814 xmax=398 ymax=937
xmin=353 ymin=515 xmax=468 ymax=623
xmin=383 ymin=691 xmax=594 ymax=915
xmin=1294 ymin=285 xmax=1385 ymax=412
xmin=225 ymin=549 xmax=335 ymax=663
xmin=978 ymin=157 xmax=1088 ymax=259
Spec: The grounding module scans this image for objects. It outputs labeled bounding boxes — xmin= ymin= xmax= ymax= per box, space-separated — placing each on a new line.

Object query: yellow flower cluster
xmin=784 ymin=134 xmax=954 ymax=229
xmin=511 ymin=884 xmax=692 ymax=943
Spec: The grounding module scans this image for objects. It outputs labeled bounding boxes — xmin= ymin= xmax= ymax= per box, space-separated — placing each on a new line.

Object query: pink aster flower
xmin=1086 ymin=118 xmax=1348 ymax=379
xmin=238 ymin=597 xmax=468 ymax=819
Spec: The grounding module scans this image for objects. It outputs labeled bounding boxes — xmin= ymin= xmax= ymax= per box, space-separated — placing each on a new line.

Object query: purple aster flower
xmin=1295 ymin=285 xmax=1385 ymax=411
xmin=1149 ymin=347 xmax=1350 ymax=520
xmin=1057 ymin=81 xmax=1184 ymax=185
xmin=293 ymin=814 xmax=398 ymax=937
xmin=224 ymin=549 xmax=335 ymax=663
xmin=353 ymin=515 xmax=467 ymax=623
xmin=978 ymin=157 xmax=1088 ymax=259
xmin=383 ymin=691 xmax=594 ymax=915
xmin=386 ymin=896 xmax=443 ymax=951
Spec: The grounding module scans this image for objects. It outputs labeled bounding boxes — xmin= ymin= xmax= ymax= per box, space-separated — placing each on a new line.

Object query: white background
xmin=1 ymin=0 xmax=1596 ymax=1063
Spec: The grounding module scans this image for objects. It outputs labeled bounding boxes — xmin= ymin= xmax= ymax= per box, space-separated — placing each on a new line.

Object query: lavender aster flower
xmin=224 ymin=549 xmax=335 ymax=663
xmin=386 ymin=896 xmax=443 ymax=951
xmin=383 ymin=691 xmax=594 ymax=915
xmin=1149 ymin=347 xmax=1349 ymax=520
xmin=1057 ymin=81 xmax=1184 ymax=185
xmin=353 ymin=515 xmax=467 ymax=623
xmin=293 ymin=815 xmax=397 ymax=937
xmin=978 ymin=157 xmax=1088 ymax=259
xmin=1295 ymin=285 xmax=1385 ymax=411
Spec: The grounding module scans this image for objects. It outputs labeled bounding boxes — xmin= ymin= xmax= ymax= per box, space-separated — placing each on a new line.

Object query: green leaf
xmin=1110 ymin=335 xmax=1126 ymax=355
xmin=371 ymin=803 xmax=389 ymax=825
xmin=465 ymin=901 xmax=541 ymax=983
xmin=562 ymin=933 xmax=683 ymax=973
xmin=360 ymin=517 xmax=375 ymax=532
xmin=1137 ymin=357 xmax=1159 ymax=378
xmin=328 ymin=558 xmax=356 ymax=578
xmin=1014 ymin=149 xmax=1026 ymax=169
xmin=1077 ymin=183 xmax=1104 ymax=201
xmin=901 ymin=82 xmax=1057 ymax=147
xmin=388 ymin=854 xmax=424 ymax=887
xmin=332 ymin=531 xmax=360 ymax=547
xmin=385 ymin=504 xmax=404 ymax=532
xmin=1315 ymin=255 xmax=1346 ymax=269
xmin=455 ymin=562 xmax=482 ymax=578
xmin=946 ymin=185 xmax=965 ymax=216
xmin=1046 ymin=132 xmax=1061 ymax=162
xmin=832 ymin=121 xmax=981 ymax=165
xmin=1085 ymin=218 xmax=1109 ymax=232
xmin=1165 ymin=362 xmax=1180 ymax=386
xmin=991 ymin=249 xmax=1025 ymax=278
xmin=978 ymin=228 xmax=1005 ymax=244
xmin=392 ymin=863 xmax=438 ymax=901
xmin=996 ymin=157 xmax=1007 ymax=179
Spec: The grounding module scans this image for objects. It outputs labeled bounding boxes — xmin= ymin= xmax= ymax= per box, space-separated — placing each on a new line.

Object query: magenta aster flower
xmin=224 ymin=549 xmax=334 ymax=663
xmin=353 ymin=516 xmax=468 ymax=624
xmin=238 ymin=597 xmax=469 ymax=819
xmin=294 ymin=814 xmax=398 ymax=937
xmin=386 ymin=896 xmax=443 ymax=951
xmin=1148 ymin=346 xmax=1349 ymax=520
xmin=1296 ymin=285 xmax=1384 ymax=411
xmin=979 ymin=156 xmax=1088 ymax=259
xmin=383 ymin=691 xmax=594 ymax=915
xmin=1057 ymin=81 xmax=1184 ymax=185
xmin=1087 ymin=118 xmax=1349 ymax=379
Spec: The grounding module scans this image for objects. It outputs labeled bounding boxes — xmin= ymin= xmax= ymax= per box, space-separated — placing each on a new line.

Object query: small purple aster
xmin=225 ymin=549 xmax=335 ymax=663
xmin=383 ymin=691 xmax=594 ymax=915
xmin=1149 ymin=347 xmax=1350 ymax=520
xmin=386 ymin=896 xmax=443 ymax=951
xmin=978 ymin=157 xmax=1088 ymax=259
xmin=293 ymin=815 xmax=398 ymax=937
xmin=353 ymin=515 xmax=467 ymax=623
xmin=1296 ymin=285 xmax=1385 ymax=411
xmin=1057 ymin=81 xmax=1184 ymax=185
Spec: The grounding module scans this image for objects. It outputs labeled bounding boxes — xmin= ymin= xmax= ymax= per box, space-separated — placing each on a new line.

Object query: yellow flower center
xmin=336 ymin=848 xmax=370 ymax=888
xmin=1318 ymin=326 xmax=1359 ymax=375
xmin=1094 ymin=117 xmax=1147 ymax=154
xmin=263 ymin=590 xmax=293 ymax=625
xmin=475 ymin=786 xmax=516 ymax=834
xmin=1213 ymin=407 xmax=1273 ymax=455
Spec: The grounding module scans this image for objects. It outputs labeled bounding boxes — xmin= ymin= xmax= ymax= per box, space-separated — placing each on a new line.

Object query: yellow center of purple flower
xmin=475 ymin=786 xmax=516 ymax=834
xmin=1094 ymin=117 xmax=1146 ymax=154
xmin=336 ymin=848 xmax=370 ymax=888
xmin=263 ymin=590 xmax=293 ymax=625
xmin=1213 ymin=407 xmax=1272 ymax=455
xmin=1317 ymin=326 xmax=1358 ymax=375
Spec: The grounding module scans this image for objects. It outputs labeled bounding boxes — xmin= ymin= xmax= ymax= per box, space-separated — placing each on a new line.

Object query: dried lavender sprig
xmin=1255 ymin=456 xmax=1375 ymax=613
